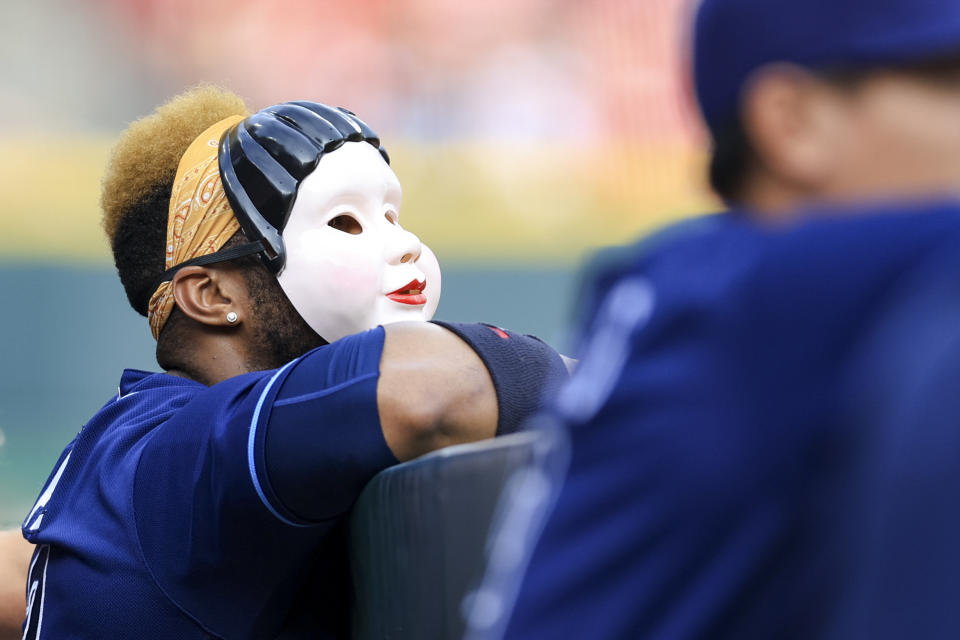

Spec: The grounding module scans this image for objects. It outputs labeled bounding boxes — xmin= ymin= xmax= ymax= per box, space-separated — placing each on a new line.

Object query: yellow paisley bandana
xmin=147 ymin=115 xmax=245 ymax=340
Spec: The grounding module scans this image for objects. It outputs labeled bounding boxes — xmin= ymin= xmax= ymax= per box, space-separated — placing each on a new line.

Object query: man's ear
xmin=170 ymin=266 xmax=243 ymax=328
xmin=741 ymin=64 xmax=844 ymax=192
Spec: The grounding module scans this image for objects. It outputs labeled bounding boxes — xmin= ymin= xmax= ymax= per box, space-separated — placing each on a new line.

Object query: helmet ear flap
xmin=217 ymin=101 xmax=389 ymax=276
xmin=219 ymin=131 xmax=287 ymax=273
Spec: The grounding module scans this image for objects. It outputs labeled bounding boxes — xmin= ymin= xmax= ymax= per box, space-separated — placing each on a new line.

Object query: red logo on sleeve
xmin=486 ymin=326 xmax=510 ymax=340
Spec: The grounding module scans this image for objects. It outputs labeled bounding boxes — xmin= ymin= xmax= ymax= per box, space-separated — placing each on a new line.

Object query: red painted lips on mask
xmin=386 ymin=279 xmax=427 ymax=305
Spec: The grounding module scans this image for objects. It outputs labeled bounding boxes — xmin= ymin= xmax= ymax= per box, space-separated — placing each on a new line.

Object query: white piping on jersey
xmin=22 ymin=545 xmax=49 ymax=640
xmin=24 ymin=548 xmax=40 ymax=611
xmin=273 ymin=372 xmax=377 ymax=407
xmin=23 ymin=580 xmax=36 ymax=640
xmin=116 ymin=388 xmax=140 ymax=401
xmin=246 ymin=359 xmax=313 ymax=528
xmin=24 ymin=453 xmax=72 ymax=533
xmin=35 ymin=547 xmax=49 ymax=640
xmin=555 ymin=276 xmax=654 ymax=424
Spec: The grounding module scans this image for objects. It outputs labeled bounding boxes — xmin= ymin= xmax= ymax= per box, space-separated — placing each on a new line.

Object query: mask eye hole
xmin=384 ymin=211 xmax=399 ymax=225
xmin=328 ymin=214 xmax=362 ymax=235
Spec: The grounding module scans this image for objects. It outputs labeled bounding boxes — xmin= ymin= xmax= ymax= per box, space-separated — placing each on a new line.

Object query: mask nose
xmin=387 ymin=226 xmax=423 ymax=265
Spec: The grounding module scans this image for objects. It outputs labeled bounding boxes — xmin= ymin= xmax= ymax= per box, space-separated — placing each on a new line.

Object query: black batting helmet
xmin=218 ymin=101 xmax=390 ymax=274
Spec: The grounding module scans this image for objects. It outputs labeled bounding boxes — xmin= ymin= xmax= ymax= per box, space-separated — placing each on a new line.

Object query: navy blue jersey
xmin=485 ymin=201 xmax=960 ymax=640
xmin=21 ymin=328 xmax=394 ymax=639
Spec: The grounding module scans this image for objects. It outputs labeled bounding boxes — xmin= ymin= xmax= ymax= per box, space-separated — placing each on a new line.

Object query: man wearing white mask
xmin=3 ymin=86 xmax=567 ymax=640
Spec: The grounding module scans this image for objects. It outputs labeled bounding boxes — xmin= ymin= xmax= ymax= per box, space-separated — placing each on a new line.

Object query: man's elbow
xmin=379 ymin=357 xmax=498 ymax=461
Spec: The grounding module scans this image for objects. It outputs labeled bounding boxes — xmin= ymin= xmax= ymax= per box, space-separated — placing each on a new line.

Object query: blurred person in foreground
xmin=466 ymin=0 xmax=960 ymax=638
xmin=0 ymin=87 xmax=567 ymax=640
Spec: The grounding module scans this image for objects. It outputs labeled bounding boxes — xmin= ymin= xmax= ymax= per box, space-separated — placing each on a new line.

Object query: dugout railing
xmin=348 ymin=430 xmax=549 ymax=639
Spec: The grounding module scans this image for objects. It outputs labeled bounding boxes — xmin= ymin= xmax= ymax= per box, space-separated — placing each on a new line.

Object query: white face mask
xmin=277 ymin=142 xmax=442 ymax=343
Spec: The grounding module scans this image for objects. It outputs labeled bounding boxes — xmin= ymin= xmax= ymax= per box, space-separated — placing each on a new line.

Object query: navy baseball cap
xmin=694 ymin=0 xmax=960 ymax=138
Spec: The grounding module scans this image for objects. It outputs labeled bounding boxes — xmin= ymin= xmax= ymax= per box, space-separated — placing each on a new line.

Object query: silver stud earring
xmin=226 ymin=311 xmax=239 ymax=324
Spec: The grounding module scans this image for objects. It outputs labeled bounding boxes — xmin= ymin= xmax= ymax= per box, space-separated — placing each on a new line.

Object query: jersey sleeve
xmin=252 ymin=326 xmax=398 ymax=523
xmin=132 ymin=326 xmax=394 ymax=638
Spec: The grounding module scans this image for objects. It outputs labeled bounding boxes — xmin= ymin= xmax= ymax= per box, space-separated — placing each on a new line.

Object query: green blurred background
xmin=0 ymin=0 xmax=715 ymax=526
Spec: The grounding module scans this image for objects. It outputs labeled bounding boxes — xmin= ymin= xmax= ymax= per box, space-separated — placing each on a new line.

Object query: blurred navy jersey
xmin=496 ymin=202 xmax=960 ymax=640
xmin=21 ymin=328 xmax=395 ymax=640
xmin=829 ymin=240 xmax=960 ymax=640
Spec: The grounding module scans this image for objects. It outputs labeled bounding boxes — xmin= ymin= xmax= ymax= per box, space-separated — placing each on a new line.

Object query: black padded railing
xmin=348 ymin=431 xmax=545 ymax=640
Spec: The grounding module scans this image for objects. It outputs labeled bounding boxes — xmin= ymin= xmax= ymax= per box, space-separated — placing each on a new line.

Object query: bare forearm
xmin=378 ymin=322 xmax=499 ymax=461
xmin=377 ymin=322 xmax=569 ymax=461
xmin=0 ymin=530 xmax=29 ymax=639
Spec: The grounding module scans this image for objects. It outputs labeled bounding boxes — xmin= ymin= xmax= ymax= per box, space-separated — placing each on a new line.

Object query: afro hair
xmin=101 ymin=85 xmax=250 ymax=315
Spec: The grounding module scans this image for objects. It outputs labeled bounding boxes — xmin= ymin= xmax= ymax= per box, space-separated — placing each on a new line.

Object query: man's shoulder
xmin=583 ymin=213 xmax=730 ymax=286
xmin=570 ymin=214 xmax=731 ymax=334
xmin=572 ymin=202 xmax=960 ymax=396
xmin=592 ymin=201 xmax=960 ymax=309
